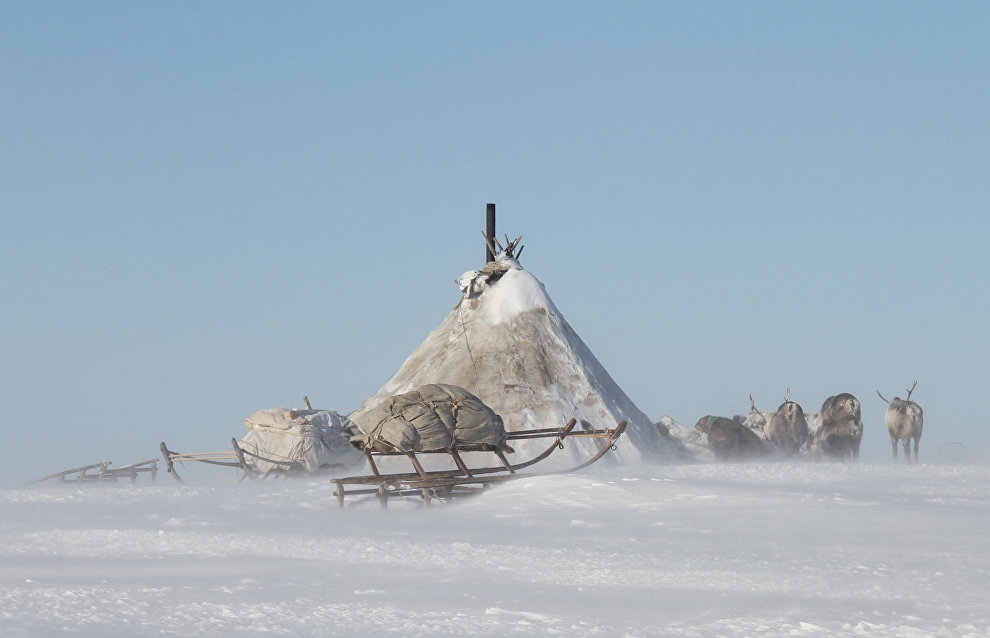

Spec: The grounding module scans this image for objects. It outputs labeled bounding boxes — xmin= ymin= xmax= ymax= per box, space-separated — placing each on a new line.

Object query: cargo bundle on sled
xmin=331 ymin=384 xmax=626 ymax=507
xmin=160 ymin=397 xmax=363 ymax=483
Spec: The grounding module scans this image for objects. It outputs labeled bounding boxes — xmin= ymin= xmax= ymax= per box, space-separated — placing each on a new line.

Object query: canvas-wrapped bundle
xmin=238 ymin=408 xmax=364 ymax=473
xmin=349 ymin=384 xmax=509 ymax=453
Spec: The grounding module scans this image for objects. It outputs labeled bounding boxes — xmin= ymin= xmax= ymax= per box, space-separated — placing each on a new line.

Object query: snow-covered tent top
xmin=349 ymin=242 xmax=673 ymax=466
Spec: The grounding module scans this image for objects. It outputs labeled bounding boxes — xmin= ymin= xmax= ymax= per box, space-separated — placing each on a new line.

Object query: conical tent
xmin=349 ymin=250 xmax=672 ymax=466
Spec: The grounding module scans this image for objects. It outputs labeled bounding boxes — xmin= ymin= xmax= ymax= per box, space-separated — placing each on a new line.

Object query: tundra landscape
xmin=4 ymin=3 xmax=989 ymax=636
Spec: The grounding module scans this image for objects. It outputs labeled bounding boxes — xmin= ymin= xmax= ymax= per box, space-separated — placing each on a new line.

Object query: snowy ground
xmin=2 ymin=462 xmax=989 ymax=637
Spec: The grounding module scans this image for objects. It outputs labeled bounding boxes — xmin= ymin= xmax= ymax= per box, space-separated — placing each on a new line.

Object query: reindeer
xmin=764 ymin=388 xmax=810 ymax=456
xmin=877 ymin=381 xmax=924 ymax=463
xmin=737 ymin=395 xmax=771 ymax=433
xmin=816 ymin=393 xmax=863 ymax=459
xmin=696 ymin=415 xmax=769 ymax=461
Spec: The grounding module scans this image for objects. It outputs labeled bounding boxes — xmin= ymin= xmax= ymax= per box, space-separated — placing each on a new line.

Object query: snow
xmin=3 ymin=462 xmax=990 ymax=637
xmin=477 ymin=267 xmax=555 ymax=326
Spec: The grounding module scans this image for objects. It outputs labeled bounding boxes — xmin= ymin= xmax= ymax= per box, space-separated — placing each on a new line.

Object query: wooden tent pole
xmin=486 ymin=203 xmax=496 ymax=263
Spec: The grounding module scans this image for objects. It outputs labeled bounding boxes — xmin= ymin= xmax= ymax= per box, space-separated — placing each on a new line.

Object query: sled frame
xmin=24 ymin=459 xmax=159 ymax=486
xmin=159 ymin=439 xmax=307 ymax=484
xmin=331 ymin=419 xmax=626 ymax=508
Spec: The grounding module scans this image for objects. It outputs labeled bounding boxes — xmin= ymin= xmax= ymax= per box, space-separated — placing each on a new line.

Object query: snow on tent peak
xmin=349 ymin=240 xmax=676 ymax=467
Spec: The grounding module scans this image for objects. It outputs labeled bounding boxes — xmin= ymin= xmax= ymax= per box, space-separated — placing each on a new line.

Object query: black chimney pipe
xmin=485 ymin=203 xmax=496 ymax=263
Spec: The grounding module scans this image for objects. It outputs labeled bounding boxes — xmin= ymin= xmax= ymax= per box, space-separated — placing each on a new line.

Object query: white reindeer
xmin=764 ymin=388 xmax=810 ymax=457
xmin=877 ymin=381 xmax=924 ymax=463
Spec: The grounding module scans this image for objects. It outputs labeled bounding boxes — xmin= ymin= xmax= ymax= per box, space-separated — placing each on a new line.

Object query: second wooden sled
xmin=24 ymin=459 xmax=159 ymax=486
xmin=159 ymin=439 xmax=306 ymax=484
xmin=331 ymin=418 xmax=626 ymax=508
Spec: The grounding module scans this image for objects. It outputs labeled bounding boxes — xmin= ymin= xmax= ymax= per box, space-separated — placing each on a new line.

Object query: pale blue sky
xmin=2 ymin=2 xmax=988 ymax=484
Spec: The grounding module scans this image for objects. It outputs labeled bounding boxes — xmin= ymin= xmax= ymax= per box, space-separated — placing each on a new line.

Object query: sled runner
xmin=25 ymin=459 xmax=159 ymax=485
xmin=330 ymin=418 xmax=626 ymax=507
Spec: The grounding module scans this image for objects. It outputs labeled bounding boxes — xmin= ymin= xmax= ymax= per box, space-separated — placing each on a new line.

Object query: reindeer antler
xmin=785 ymin=387 xmax=791 ymax=402
xmin=481 ymin=232 xmax=524 ymax=260
xmin=503 ymin=235 xmax=524 ymax=258
xmin=481 ymin=231 xmax=499 ymax=262
xmin=749 ymin=394 xmax=758 ymax=412
xmin=906 ymin=380 xmax=917 ymax=401
xmin=507 ymin=235 xmax=521 ymax=255
xmin=876 ymin=390 xmax=890 ymax=404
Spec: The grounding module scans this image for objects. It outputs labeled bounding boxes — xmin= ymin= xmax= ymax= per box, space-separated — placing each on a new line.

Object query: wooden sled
xmin=159 ymin=439 xmax=306 ymax=484
xmin=25 ymin=459 xmax=159 ymax=486
xmin=331 ymin=419 xmax=626 ymax=508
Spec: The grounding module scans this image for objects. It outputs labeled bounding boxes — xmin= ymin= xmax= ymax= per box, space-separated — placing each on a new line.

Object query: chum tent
xmin=349 ymin=242 xmax=674 ymax=467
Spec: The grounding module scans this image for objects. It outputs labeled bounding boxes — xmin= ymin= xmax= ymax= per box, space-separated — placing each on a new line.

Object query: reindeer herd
xmin=695 ymin=382 xmax=925 ymax=463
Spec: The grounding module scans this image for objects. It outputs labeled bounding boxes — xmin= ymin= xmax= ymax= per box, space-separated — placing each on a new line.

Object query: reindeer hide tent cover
xmin=348 ymin=247 xmax=672 ymax=466
xmin=237 ymin=408 xmax=364 ymax=473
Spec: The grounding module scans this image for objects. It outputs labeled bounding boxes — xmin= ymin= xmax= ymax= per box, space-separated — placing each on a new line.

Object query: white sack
xmin=238 ymin=409 xmax=364 ymax=474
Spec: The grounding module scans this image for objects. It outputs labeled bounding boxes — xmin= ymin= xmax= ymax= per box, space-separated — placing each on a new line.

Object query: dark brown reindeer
xmin=816 ymin=393 xmax=864 ymax=459
xmin=696 ymin=415 xmax=769 ymax=461
xmin=877 ymin=381 xmax=924 ymax=463
xmin=763 ymin=388 xmax=810 ymax=457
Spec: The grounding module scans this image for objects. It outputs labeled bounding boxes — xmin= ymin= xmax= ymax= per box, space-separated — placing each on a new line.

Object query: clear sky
xmin=2 ymin=2 xmax=988 ymax=485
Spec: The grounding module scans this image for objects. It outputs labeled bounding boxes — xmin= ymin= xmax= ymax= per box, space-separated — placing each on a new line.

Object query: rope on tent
xmin=402 ymin=319 xmax=471 ymax=386
xmin=458 ymin=302 xmax=482 ymax=398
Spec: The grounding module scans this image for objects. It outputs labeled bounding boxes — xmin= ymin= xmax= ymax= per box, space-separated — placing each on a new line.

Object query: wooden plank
xmin=24 ymin=463 xmax=110 ymax=485
xmin=113 ymin=459 xmax=158 ymax=470
xmin=405 ymin=452 xmax=429 ymax=479
xmin=493 ymin=449 xmax=514 ymax=474
xmin=160 ymin=442 xmax=184 ymax=484
xmin=170 ymin=452 xmax=238 ymax=460
xmin=448 ymin=448 xmax=473 ymax=478
xmin=231 ymin=438 xmax=256 ymax=480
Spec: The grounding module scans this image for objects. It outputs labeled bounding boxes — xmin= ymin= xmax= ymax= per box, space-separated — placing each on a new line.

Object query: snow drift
xmin=4 ymin=462 xmax=990 ymax=637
